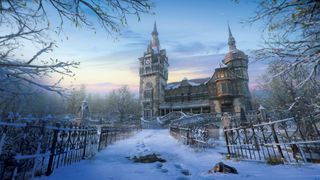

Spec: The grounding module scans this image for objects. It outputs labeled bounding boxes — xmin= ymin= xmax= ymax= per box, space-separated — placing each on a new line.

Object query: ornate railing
xmin=98 ymin=126 xmax=140 ymax=151
xmin=170 ymin=123 xmax=218 ymax=148
xmin=169 ymin=113 xmax=226 ymax=147
xmin=0 ymin=121 xmax=140 ymax=179
xmin=224 ymin=115 xmax=320 ymax=164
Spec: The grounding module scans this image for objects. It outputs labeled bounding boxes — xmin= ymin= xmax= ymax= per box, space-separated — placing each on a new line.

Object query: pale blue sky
xmin=42 ymin=0 xmax=267 ymax=93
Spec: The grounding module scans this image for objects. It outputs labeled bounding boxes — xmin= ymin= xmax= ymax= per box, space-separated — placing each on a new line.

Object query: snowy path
xmin=40 ymin=130 xmax=320 ymax=180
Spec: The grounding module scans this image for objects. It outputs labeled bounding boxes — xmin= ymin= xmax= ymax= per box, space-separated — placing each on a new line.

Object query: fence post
xmin=223 ymin=128 xmax=231 ymax=155
xmin=186 ymin=128 xmax=189 ymax=145
xmin=271 ymin=124 xmax=285 ymax=160
xmin=187 ymin=127 xmax=191 ymax=145
xmin=310 ymin=114 xmax=320 ymax=136
xmin=46 ymin=123 xmax=59 ymax=176
xmin=82 ymin=128 xmax=88 ymax=159
xmin=98 ymin=128 xmax=104 ymax=152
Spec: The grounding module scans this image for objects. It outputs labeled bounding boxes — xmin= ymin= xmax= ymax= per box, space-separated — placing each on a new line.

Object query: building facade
xmin=139 ymin=23 xmax=251 ymax=119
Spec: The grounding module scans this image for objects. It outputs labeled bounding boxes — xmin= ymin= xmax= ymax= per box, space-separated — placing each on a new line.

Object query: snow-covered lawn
xmin=40 ymin=130 xmax=320 ymax=180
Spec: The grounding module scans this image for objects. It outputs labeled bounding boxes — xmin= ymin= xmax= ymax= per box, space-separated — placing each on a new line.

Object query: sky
xmin=43 ymin=0 xmax=268 ymax=94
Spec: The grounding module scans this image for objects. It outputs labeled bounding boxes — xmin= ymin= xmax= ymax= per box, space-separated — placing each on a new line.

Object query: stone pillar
xmin=213 ymin=100 xmax=221 ymax=113
xmin=233 ymin=98 xmax=241 ymax=115
xmin=240 ymin=108 xmax=248 ymax=126
xmin=220 ymin=113 xmax=231 ymax=140
xmin=258 ymin=105 xmax=267 ymax=123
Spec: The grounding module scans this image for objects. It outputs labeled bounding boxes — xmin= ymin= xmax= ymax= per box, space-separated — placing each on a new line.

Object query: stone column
xmin=233 ymin=98 xmax=241 ymax=115
xmin=258 ymin=105 xmax=267 ymax=123
xmin=213 ymin=100 xmax=221 ymax=113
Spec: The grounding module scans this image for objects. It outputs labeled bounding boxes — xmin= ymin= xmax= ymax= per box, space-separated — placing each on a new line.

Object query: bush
xmin=267 ymin=156 xmax=284 ymax=165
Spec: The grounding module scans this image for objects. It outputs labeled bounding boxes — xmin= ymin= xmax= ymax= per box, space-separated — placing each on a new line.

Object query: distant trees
xmin=74 ymin=85 xmax=140 ymax=123
xmin=1 ymin=84 xmax=140 ymax=124
xmin=67 ymin=85 xmax=87 ymax=115
xmin=0 ymin=90 xmax=66 ymax=119
xmin=105 ymin=86 xmax=140 ymax=121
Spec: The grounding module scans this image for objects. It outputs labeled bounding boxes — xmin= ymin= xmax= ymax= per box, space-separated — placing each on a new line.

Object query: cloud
xmin=121 ymin=29 xmax=145 ymax=40
xmin=73 ymin=82 xmax=139 ymax=95
xmin=163 ymin=40 xmax=227 ymax=58
xmin=119 ymin=29 xmax=150 ymax=48
xmin=171 ymin=41 xmax=206 ymax=53
xmin=169 ymin=53 xmax=224 ymax=71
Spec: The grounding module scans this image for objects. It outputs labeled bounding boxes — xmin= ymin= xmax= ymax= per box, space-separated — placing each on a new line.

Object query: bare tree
xmin=257 ymin=60 xmax=320 ymax=111
xmin=106 ymin=85 xmax=139 ymax=122
xmin=0 ymin=0 xmax=152 ymax=100
xmin=243 ymin=0 xmax=319 ymax=86
xmin=242 ymin=0 xmax=320 ymax=110
xmin=66 ymin=85 xmax=87 ymax=115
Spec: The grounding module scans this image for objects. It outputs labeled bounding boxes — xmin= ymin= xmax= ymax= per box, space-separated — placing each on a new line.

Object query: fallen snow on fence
xmin=40 ymin=130 xmax=320 ymax=180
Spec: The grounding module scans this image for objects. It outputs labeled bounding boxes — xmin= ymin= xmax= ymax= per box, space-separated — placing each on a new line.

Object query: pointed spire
xmin=227 ymin=23 xmax=237 ymax=51
xmin=150 ymin=21 xmax=160 ymax=53
xmin=152 ymin=21 xmax=158 ymax=36
xmin=228 ymin=23 xmax=233 ymax=38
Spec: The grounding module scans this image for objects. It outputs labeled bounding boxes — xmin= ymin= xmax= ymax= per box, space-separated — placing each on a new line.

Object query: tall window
xmin=144 ymin=110 xmax=152 ymax=118
xmin=144 ymin=82 xmax=153 ymax=99
xmin=217 ymin=83 xmax=222 ymax=94
xmin=144 ymin=90 xmax=152 ymax=99
xmin=222 ymin=82 xmax=227 ymax=93
xmin=145 ymin=67 xmax=151 ymax=73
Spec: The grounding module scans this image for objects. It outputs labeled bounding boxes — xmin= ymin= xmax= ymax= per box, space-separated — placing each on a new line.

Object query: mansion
xmin=139 ymin=22 xmax=252 ymax=119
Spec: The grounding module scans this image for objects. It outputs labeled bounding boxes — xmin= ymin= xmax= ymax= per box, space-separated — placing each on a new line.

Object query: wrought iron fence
xmin=98 ymin=126 xmax=140 ymax=151
xmin=170 ymin=125 xmax=213 ymax=148
xmin=224 ymin=115 xmax=320 ymax=164
xmin=0 ymin=121 xmax=140 ymax=179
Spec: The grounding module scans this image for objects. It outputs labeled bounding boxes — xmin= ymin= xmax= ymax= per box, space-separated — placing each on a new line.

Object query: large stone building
xmin=139 ymin=23 xmax=251 ymax=119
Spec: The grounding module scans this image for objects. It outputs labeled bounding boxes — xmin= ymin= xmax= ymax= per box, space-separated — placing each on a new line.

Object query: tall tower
xmin=223 ymin=24 xmax=252 ymax=112
xmin=139 ymin=22 xmax=169 ymax=119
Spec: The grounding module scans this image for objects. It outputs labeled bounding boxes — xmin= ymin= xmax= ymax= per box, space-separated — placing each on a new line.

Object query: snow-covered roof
xmin=165 ymin=77 xmax=210 ymax=90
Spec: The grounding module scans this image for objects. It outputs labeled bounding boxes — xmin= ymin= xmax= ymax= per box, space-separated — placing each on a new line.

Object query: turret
xmin=224 ymin=25 xmax=248 ymax=66
xmin=223 ymin=24 xmax=252 ymax=112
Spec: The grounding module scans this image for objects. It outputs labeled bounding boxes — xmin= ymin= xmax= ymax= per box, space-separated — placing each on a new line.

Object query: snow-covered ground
xmin=40 ymin=130 xmax=320 ymax=180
